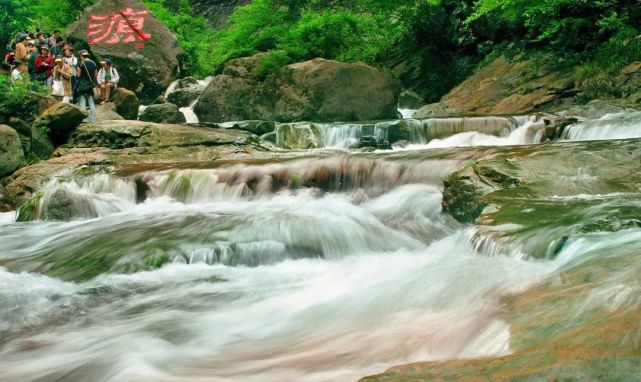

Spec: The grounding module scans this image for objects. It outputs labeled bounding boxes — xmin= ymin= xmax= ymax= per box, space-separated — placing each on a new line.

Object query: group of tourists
xmin=3 ymin=31 xmax=121 ymax=123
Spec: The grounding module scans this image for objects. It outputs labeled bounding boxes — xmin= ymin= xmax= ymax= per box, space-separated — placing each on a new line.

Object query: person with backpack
xmin=63 ymin=47 xmax=78 ymax=103
xmin=76 ymin=50 xmax=97 ymax=122
xmin=96 ymin=59 xmax=120 ymax=104
xmin=14 ymin=34 xmax=29 ymax=61
xmin=52 ymin=55 xmax=72 ymax=103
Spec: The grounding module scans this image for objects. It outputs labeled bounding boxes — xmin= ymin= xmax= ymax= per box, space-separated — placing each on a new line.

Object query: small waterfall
xmin=163 ymin=79 xmax=180 ymax=99
xmin=275 ymin=115 xmax=542 ymax=150
xmin=562 ymin=112 xmax=641 ymax=141
xmin=181 ymin=100 xmax=199 ymax=124
xmin=399 ymin=108 xmax=416 ymax=119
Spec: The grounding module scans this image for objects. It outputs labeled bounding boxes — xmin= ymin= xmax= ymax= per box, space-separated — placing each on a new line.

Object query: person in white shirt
xmin=11 ymin=60 xmax=29 ymax=84
xmin=97 ymin=59 xmax=119 ymax=104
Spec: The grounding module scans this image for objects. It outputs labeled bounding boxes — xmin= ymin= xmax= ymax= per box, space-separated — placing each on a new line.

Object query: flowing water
xmin=1 ymin=112 xmax=641 ymax=381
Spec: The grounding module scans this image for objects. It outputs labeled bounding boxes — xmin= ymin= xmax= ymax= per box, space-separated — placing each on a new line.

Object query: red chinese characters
xmin=88 ymin=8 xmax=152 ymax=48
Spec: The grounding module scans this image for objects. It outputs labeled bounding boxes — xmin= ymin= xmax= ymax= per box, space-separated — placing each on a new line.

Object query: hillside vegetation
xmin=2 ymin=0 xmax=640 ymax=100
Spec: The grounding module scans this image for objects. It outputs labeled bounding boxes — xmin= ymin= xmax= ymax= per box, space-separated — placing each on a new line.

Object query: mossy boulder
xmin=34 ymin=103 xmax=88 ymax=145
xmin=139 ymin=103 xmax=186 ymax=124
xmin=166 ymin=77 xmax=205 ymax=107
xmin=195 ymin=57 xmax=402 ymax=123
xmin=276 ymin=123 xmax=323 ymax=149
xmin=0 ymin=125 xmax=26 ymax=177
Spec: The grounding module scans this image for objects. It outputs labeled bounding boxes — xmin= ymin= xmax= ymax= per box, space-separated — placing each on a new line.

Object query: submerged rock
xmin=442 ymin=138 xmax=641 ymax=257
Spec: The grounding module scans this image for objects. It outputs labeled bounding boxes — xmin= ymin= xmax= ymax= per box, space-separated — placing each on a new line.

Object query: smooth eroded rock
xmin=0 ymin=125 xmax=26 ymax=177
xmin=139 ymin=103 xmax=186 ymax=124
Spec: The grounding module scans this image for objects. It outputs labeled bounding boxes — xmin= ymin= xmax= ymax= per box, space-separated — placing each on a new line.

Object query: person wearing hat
xmin=14 ymin=34 xmax=29 ymax=61
xmin=26 ymin=41 xmax=39 ymax=81
xmin=97 ymin=59 xmax=120 ymax=104
xmin=35 ymin=46 xmax=55 ymax=86
xmin=52 ymin=55 xmax=72 ymax=103
xmin=63 ymin=47 xmax=79 ymax=102
xmin=11 ymin=59 xmax=29 ymax=85
xmin=76 ymin=50 xmax=98 ymax=122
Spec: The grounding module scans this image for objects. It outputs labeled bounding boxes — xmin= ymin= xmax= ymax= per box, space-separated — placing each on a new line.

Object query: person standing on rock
xmin=76 ymin=50 xmax=97 ymax=123
xmin=97 ymin=59 xmax=119 ymax=104
xmin=63 ymin=47 xmax=78 ymax=103
xmin=35 ymin=46 xmax=54 ymax=87
xmin=52 ymin=55 xmax=72 ymax=103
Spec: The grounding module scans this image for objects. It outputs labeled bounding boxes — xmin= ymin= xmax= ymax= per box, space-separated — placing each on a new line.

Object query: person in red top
xmin=34 ymin=46 xmax=54 ymax=87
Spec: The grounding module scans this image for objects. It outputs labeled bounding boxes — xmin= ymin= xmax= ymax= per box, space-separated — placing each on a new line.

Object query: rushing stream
xmin=1 ymin=112 xmax=641 ymax=381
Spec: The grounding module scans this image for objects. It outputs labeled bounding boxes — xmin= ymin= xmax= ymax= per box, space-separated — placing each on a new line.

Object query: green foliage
xmin=143 ymin=0 xmax=219 ymax=77
xmin=0 ymin=74 xmax=50 ymax=118
xmin=1 ymin=0 xmax=93 ymax=39
xmin=254 ymin=51 xmax=292 ymax=80
xmin=211 ymin=0 xmax=412 ymax=69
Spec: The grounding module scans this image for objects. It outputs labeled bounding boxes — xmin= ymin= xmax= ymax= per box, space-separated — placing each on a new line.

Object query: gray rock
xmin=195 ymin=57 xmax=402 ymax=123
xmin=275 ymin=123 xmax=322 ymax=149
xmin=0 ymin=125 xmax=26 ymax=177
xmin=398 ymin=90 xmax=424 ymax=110
xmin=139 ymin=103 xmax=186 ymax=124
xmin=65 ymin=0 xmax=184 ymax=103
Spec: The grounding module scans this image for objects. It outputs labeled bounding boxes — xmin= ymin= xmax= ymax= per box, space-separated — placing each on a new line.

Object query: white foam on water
xmin=562 ymin=112 xmax=641 ymax=141
xmin=181 ymin=100 xmax=200 ymax=124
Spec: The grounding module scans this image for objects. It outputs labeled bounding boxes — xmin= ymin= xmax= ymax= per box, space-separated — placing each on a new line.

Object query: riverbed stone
xmin=139 ymin=103 xmax=186 ymax=124
xmin=276 ymin=123 xmax=323 ymax=149
xmin=35 ymin=103 xmax=88 ymax=145
xmin=166 ymin=77 xmax=205 ymax=107
xmin=110 ymin=87 xmax=140 ymax=120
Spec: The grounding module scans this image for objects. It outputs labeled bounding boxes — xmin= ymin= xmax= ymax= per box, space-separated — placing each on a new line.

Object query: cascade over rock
xmin=66 ymin=0 xmax=184 ymax=103
xmin=166 ymin=77 xmax=206 ymax=107
xmin=3 ymin=120 xmax=261 ymax=208
xmin=195 ymin=56 xmax=402 ymax=123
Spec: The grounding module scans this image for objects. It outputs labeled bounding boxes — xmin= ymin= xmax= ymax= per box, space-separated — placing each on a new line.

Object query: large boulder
xmin=110 ymin=87 xmax=140 ymax=120
xmin=139 ymin=103 xmax=186 ymax=124
xmin=194 ymin=74 xmax=255 ymax=122
xmin=66 ymin=0 xmax=184 ymax=103
xmin=0 ymin=125 xmax=26 ymax=177
xmin=96 ymin=103 xmax=125 ymax=121
xmin=195 ymin=57 xmax=402 ymax=123
xmin=166 ymin=77 xmax=206 ymax=107
xmin=34 ymin=103 xmax=88 ymax=145
xmin=415 ymin=55 xmax=578 ymax=118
